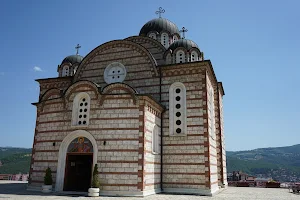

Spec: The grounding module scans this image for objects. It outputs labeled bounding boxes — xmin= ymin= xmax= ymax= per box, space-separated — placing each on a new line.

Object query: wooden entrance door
xmin=63 ymin=153 xmax=93 ymax=191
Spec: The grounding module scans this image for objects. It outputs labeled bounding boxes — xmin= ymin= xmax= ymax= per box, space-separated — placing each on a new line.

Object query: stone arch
xmin=55 ymin=130 xmax=98 ymax=192
xmin=39 ymin=88 xmax=62 ymax=112
xmin=64 ymin=80 xmax=100 ymax=108
xmin=125 ymin=36 xmax=166 ymax=53
xmin=100 ymin=83 xmax=138 ymax=105
xmin=74 ymin=40 xmax=158 ymax=81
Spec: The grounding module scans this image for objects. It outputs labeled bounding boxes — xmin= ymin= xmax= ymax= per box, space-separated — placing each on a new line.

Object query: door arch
xmin=55 ymin=130 xmax=98 ymax=191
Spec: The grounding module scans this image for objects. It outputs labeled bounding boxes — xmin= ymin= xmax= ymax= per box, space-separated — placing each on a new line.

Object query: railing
xmin=0 ymin=174 xmax=28 ymax=181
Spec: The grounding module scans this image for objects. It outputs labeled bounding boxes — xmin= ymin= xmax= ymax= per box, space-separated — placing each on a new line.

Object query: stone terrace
xmin=0 ymin=181 xmax=299 ymax=200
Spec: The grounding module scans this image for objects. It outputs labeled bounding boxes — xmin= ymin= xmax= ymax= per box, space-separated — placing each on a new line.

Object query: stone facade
xmin=28 ymin=15 xmax=227 ymax=196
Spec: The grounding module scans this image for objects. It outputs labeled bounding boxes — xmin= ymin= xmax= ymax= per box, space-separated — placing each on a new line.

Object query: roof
xmin=61 ymin=54 xmax=83 ymax=65
xmin=139 ymin=18 xmax=180 ymax=36
xmin=168 ymin=39 xmax=199 ymax=51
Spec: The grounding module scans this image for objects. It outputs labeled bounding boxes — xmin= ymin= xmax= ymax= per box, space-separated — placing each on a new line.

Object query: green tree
xmin=44 ymin=167 xmax=53 ymax=185
xmin=91 ymin=164 xmax=100 ymax=188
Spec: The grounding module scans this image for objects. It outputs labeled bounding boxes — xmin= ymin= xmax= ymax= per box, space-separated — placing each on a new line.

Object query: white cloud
xmin=33 ymin=66 xmax=42 ymax=72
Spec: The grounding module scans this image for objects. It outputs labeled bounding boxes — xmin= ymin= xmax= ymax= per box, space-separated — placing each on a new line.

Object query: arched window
xmin=148 ymin=33 xmax=156 ymax=40
xmin=152 ymin=125 xmax=160 ymax=154
xmin=62 ymin=65 xmax=69 ymax=77
xmin=176 ymin=50 xmax=185 ymax=64
xmin=209 ymin=86 xmax=216 ymax=139
xmin=173 ymin=35 xmax=178 ymax=43
xmin=161 ymin=33 xmax=169 ymax=48
xmin=166 ymin=53 xmax=172 ymax=64
xmin=72 ymin=92 xmax=90 ymax=126
xmin=191 ymin=51 xmax=199 ymax=62
xmin=169 ymin=82 xmax=187 ymax=136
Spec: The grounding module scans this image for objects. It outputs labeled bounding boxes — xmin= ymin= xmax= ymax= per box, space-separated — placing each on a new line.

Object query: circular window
xmin=104 ymin=62 xmax=127 ymax=84
xmin=176 ymin=104 xmax=181 ymax=109
xmin=176 ymin=112 xmax=181 ymax=117
xmin=176 ymin=88 xmax=181 ymax=93
xmin=176 ymin=128 xmax=182 ymax=134
xmin=176 ymin=120 xmax=181 ymax=125
xmin=176 ymin=96 xmax=181 ymax=101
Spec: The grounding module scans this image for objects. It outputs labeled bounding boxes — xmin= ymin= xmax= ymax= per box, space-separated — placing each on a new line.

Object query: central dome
xmin=139 ymin=18 xmax=180 ymax=36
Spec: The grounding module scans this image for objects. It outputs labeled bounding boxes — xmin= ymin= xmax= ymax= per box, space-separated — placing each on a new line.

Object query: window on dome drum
xmin=208 ymin=86 xmax=216 ymax=139
xmin=169 ymin=82 xmax=187 ymax=136
xmin=104 ymin=62 xmax=127 ymax=84
xmin=72 ymin=92 xmax=90 ymax=126
xmin=148 ymin=33 xmax=156 ymax=40
xmin=173 ymin=35 xmax=178 ymax=43
xmin=152 ymin=125 xmax=160 ymax=154
xmin=191 ymin=52 xmax=198 ymax=62
xmin=161 ymin=33 xmax=169 ymax=48
xmin=62 ymin=65 xmax=69 ymax=77
xmin=176 ymin=50 xmax=185 ymax=64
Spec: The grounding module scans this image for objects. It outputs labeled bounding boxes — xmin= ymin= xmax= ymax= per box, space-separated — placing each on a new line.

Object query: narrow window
xmin=166 ymin=53 xmax=172 ymax=64
xmin=173 ymin=35 xmax=178 ymax=43
xmin=190 ymin=51 xmax=199 ymax=62
xmin=161 ymin=33 xmax=169 ymax=48
xmin=152 ymin=125 xmax=160 ymax=154
xmin=176 ymin=50 xmax=185 ymax=64
xmin=72 ymin=92 xmax=90 ymax=126
xmin=169 ymin=82 xmax=187 ymax=136
xmin=62 ymin=65 xmax=69 ymax=77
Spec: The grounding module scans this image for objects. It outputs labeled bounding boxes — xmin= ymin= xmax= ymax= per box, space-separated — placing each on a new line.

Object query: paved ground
xmin=0 ymin=181 xmax=299 ymax=200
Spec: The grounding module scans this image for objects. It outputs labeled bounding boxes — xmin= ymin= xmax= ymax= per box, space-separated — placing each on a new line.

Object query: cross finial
xmin=179 ymin=27 xmax=188 ymax=39
xmin=155 ymin=7 xmax=165 ymax=18
xmin=75 ymin=44 xmax=81 ymax=55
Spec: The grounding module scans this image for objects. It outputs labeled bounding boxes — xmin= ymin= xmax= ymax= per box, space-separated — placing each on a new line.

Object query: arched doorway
xmin=55 ymin=130 xmax=98 ymax=192
xmin=63 ymin=137 xmax=93 ymax=191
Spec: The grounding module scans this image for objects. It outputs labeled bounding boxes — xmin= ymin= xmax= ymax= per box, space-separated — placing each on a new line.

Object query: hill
xmin=1 ymin=144 xmax=300 ymax=181
xmin=226 ymin=144 xmax=300 ymax=182
xmin=0 ymin=147 xmax=31 ymax=174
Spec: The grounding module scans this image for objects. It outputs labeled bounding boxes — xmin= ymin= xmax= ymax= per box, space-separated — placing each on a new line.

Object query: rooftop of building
xmin=0 ymin=181 xmax=299 ymax=199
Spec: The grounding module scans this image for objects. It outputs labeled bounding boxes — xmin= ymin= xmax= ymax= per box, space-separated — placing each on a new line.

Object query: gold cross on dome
xmin=155 ymin=7 xmax=165 ymax=18
xmin=75 ymin=44 xmax=81 ymax=55
xmin=180 ymin=27 xmax=188 ymax=39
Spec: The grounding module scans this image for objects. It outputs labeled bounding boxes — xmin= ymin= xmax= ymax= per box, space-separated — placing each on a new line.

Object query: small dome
xmin=61 ymin=55 xmax=83 ymax=65
xmin=168 ymin=39 xmax=199 ymax=52
xmin=139 ymin=18 xmax=180 ymax=36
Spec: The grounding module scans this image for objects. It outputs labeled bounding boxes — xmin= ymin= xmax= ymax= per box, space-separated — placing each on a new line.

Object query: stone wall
xmin=160 ymin=63 xmax=211 ymax=194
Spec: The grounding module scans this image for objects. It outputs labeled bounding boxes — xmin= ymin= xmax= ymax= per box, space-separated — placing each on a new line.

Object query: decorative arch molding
xmin=125 ymin=36 xmax=166 ymax=53
xmin=100 ymin=83 xmax=138 ymax=105
xmin=55 ymin=130 xmax=98 ymax=192
xmin=74 ymin=40 xmax=158 ymax=81
xmin=188 ymin=47 xmax=202 ymax=56
xmin=64 ymin=80 xmax=100 ymax=107
xmin=39 ymin=88 xmax=62 ymax=102
xmin=38 ymin=88 xmax=63 ymax=112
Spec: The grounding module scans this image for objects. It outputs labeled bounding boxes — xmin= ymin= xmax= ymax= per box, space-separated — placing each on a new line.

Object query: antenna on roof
xmin=75 ymin=44 xmax=81 ymax=55
xmin=180 ymin=27 xmax=188 ymax=39
xmin=155 ymin=7 xmax=165 ymax=18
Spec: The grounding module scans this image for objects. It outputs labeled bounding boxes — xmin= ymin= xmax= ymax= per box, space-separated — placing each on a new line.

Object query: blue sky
xmin=0 ymin=0 xmax=299 ymax=151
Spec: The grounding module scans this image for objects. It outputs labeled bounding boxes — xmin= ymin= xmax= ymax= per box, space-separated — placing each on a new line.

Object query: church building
xmin=28 ymin=8 xmax=228 ymax=196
